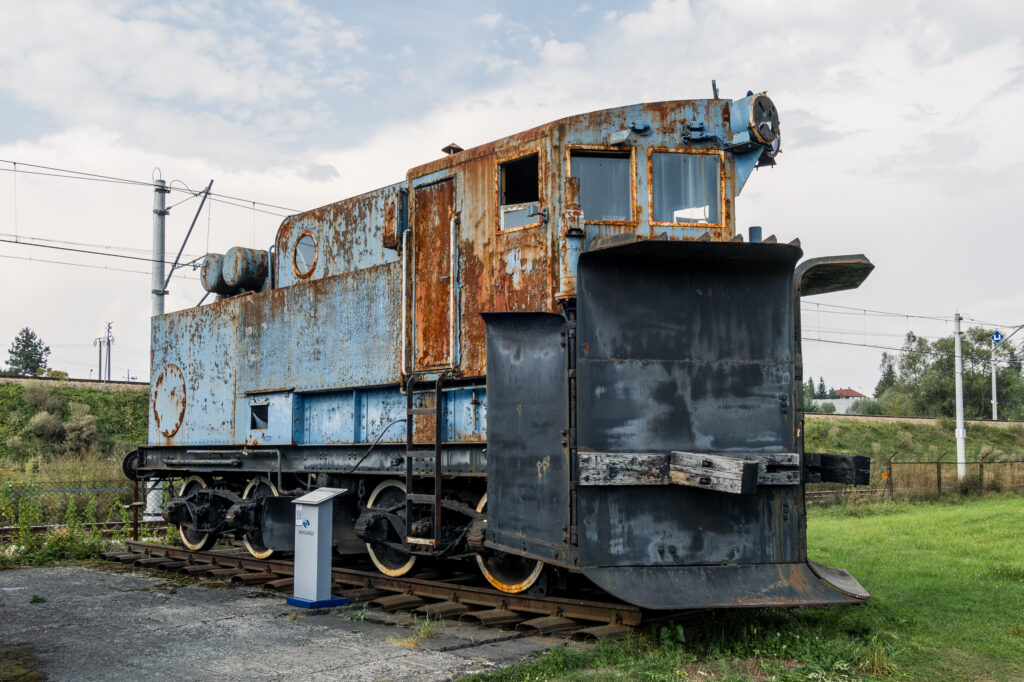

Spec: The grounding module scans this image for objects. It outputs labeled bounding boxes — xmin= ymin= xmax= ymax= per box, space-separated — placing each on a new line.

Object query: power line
xmin=803 ymin=337 xmax=1018 ymax=367
xmin=802 ymin=325 xmax=944 ymax=340
xmin=0 ymin=237 xmax=200 ymax=267
xmin=0 ymin=159 xmax=301 ymax=214
xmin=804 ymin=301 xmax=953 ymax=322
xmin=0 ymin=232 xmax=205 ymax=261
xmin=0 ymin=252 xmax=200 ymax=280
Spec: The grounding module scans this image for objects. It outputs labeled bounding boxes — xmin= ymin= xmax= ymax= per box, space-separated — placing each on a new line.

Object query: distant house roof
xmin=835 ymin=388 xmax=867 ymax=399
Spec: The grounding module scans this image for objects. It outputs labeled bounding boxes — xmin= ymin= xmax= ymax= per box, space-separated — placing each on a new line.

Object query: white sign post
xmin=991 ymin=332 xmax=1002 ymax=420
xmin=286 ymin=487 xmax=349 ymax=609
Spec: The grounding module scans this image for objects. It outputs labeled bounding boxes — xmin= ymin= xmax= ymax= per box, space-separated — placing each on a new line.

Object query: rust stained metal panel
xmin=412 ymin=178 xmax=455 ymax=371
xmin=453 ymin=155 xmax=495 ymax=380
xmin=236 ymin=263 xmax=402 ymax=397
xmin=274 ymin=183 xmax=402 ymax=288
xmin=149 ymin=298 xmax=241 ymax=447
xmin=492 ymin=227 xmax=552 ymax=314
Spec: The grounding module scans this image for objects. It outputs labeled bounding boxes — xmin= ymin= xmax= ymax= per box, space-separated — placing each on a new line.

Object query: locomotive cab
xmin=131 ymin=89 xmax=873 ymax=609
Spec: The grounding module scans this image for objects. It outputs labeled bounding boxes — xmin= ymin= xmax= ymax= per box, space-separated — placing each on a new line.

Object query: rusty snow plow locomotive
xmin=126 ymin=88 xmax=873 ymax=609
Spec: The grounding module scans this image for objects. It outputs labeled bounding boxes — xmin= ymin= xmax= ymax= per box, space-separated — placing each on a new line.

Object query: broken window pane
xmin=651 ymin=152 xmax=721 ymax=224
xmin=570 ymin=151 xmax=632 ymax=221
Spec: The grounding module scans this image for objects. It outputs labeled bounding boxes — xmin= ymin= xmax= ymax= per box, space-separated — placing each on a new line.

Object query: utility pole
xmin=152 ymin=178 xmax=169 ymax=317
xmin=954 ymin=312 xmax=966 ymax=480
xmin=991 ymin=338 xmax=999 ymax=421
xmin=94 ymin=323 xmax=114 ymax=387
xmin=95 ymin=336 xmax=103 ymax=382
xmin=148 ymin=177 xmax=170 ymax=522
xmin=104 ymin=322 xmax=113 ymax=382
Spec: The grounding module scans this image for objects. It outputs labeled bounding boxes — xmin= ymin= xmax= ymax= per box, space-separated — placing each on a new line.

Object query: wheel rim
xmin=474 ymin=494 xmax=544 ymax=593
xmin=177 ymin=476 xmax=215 ymax=551
xmin=365 ymin=479 xmax=416 ymax=577
xmin=241 ymin=477 xmax=278 ymax=559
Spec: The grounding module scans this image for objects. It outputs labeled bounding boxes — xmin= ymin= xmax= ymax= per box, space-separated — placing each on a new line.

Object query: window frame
xmin=292 ymin=230 xmax=318 ymax=279
xmin=566 ymin=145 xmax=637 ymax=226
xmin=495 ymin=149 xmax=543 ymax=234
xmin=647 ymin=148 xmax=726 ymax=228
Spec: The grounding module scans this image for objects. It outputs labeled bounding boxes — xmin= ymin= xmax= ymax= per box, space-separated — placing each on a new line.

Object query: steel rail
xmin=117 ymin=541 xmax=642 ymax=627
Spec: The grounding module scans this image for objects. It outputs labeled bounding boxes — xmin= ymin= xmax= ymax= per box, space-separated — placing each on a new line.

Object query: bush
xmin=23 ymin=386 xmax=63 ymax=414
xmin=62 ymin=403 xmax=98 ymax=453
xmin=25 ymin=412 xmax=64 ymax=442
xmin=820 ymin=402 xmax=836 ymax=414
xmin=849 ymin=399 xmax=883 ymax=416
xmin=958 ymin=473 xmax=984 ymax=496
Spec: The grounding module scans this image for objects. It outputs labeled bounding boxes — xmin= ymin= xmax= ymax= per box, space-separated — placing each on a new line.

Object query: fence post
xmin=935 ymin=453 xmax=946 ymax=498
xmin=131 ymin=480 xmax=139 ymax=542
xmin=887 ymin=454 xmax=896 ymax=500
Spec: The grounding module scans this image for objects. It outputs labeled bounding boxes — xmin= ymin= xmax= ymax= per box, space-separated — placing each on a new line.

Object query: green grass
xmin=465 ymin=495 xmax=1024 ymax=681
xmin=805 ymin=417 xmax=1024 ymax=462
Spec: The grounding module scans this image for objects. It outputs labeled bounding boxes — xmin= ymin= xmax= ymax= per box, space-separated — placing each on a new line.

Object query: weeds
xmin=346 ymin=605 xmax=369 ymax=622
xmin=0 ymin=483 xmax=113 ymax=567
xmin=414 ymin=613 xmax=442 ymax=639
xmin=386 ymin=635 xmax=420 ymax=648
xmin=28 ymin=595 xmax=45 ymax=604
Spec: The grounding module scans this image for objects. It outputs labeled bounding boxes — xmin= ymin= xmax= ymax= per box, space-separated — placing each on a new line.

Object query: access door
xmin=412 ymin=178 xmax=456 ymax=371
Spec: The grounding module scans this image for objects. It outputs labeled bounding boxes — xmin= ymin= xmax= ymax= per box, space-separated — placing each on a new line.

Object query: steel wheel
xmin=177 ymin=476 xmax=217 ymax=551
xmin=241 ymin=477 xmax=278 ymax=559
xmin=474 ymin=493 xmax=544 ymax=593
xmin=365 ymin=479 xmax=416 ymax=577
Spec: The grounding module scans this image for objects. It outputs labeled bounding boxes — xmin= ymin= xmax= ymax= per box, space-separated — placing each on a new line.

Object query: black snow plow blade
xmin=582 ymin=560 xmax=869 ymax=610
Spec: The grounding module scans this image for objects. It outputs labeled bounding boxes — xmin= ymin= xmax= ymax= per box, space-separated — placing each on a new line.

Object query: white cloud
xmin=539 ymin=40 xmax=587 ymax=65
xmin=476 ymin=12 xmax=503 ymax=28
xmin=617 ymin=0 xmax=695 ymax=40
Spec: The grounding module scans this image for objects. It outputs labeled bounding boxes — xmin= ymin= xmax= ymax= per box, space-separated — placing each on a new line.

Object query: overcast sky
xmin=1 ymin=0 xmax=1022 ymax=393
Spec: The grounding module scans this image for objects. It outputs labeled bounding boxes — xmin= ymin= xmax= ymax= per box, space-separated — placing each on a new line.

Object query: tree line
xmin=2 ymin=327 xmax=66 ymax=379
xmin=814 ymin=327 xmax=1024 ymax=420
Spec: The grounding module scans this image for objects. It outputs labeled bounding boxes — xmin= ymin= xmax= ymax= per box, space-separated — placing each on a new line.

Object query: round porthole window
xmin=293 ymin=232 xmax=317 ymax=278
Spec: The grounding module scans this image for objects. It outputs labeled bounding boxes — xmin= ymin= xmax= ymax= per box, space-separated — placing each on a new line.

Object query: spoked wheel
xmin=474 ymin=493 xmax=545 ymax=593
xmin=177 ymin=475 xmax=217 ymax=551
xmin=241 ymin=476 xmax=278 ymax=559
xmin=365 ymin=479 xmax=416 ymax=577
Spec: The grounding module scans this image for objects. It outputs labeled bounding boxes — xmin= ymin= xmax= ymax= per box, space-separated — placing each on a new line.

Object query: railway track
xmin=103 ymin=541 xmax=642 ymax=640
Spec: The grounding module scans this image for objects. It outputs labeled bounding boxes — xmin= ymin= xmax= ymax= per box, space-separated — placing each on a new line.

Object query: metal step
xmin=406 ymin=493 xmax=436 ymax=504
xmin=405 ymin=536 xmax=438 ymax=547
xmin=407 ymin=407 xmax=435 ymax=416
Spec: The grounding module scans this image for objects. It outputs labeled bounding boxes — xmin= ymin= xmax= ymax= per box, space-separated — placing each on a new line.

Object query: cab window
xmin=499 ymin=153 xmax=539 ymax=231
xmin=569 ymin=150 xmax=632 ymax=222
xmin=651 ymin=152 xmax=721 ymax=224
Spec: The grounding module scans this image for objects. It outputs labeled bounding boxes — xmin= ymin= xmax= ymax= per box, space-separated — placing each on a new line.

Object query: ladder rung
xmin=406 ymin=447 xmax=437 ymax=454
xmin=407 ymin=494 xmax=436 ymax=504
xmin=407 ymin=407 xmax=435 ymax=416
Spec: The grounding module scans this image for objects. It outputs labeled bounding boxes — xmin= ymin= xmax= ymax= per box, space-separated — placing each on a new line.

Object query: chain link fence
xmin=807 ymin=460 xmax=1024 ymax=504
xmin=0 ymin=479 xmax=170 ymax=540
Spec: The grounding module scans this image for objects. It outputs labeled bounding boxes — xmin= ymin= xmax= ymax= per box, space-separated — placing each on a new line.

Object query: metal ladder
xmin=404 ymin=373 xmax=445 ymax=551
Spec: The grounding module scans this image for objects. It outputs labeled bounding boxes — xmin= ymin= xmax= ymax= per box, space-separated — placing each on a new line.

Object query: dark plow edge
xmin=581 ymin=560 xmax=869 ymax=610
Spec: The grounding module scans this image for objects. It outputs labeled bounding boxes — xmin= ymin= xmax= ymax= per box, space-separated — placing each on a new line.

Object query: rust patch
xmin=152 ymin=363 xmax=186 ymax=439
xmin=412 ymin=178 xmax=455 ymax=370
